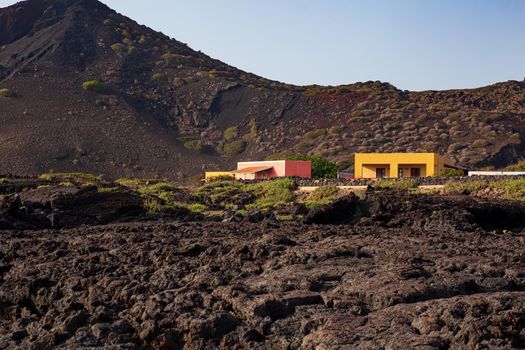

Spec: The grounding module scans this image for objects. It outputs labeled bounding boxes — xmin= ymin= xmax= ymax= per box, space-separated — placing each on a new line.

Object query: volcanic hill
xmin=1 ymin=0 xmax=525 ymax=179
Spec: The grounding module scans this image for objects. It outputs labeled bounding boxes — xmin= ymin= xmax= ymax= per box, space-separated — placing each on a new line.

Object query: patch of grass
xmin=143 ymin=197 xmax=182 ymax=215
xmin=374 ymin=179 xmax=419 ymax=190
xmin=115 ymin=178 xmax=164 ymax=188
xmin=152 ymin=73 xmax=165 ymax=81
xmin=304 ymin=129 xmax=327 ymax=139
xmin=0 ymin=88 xmax=11 ymax=97
xmin=183 ymin=140 xmax=203 ymax=152
xmin=82 ymin=80 xmax=104 ymax=93
xmin=438 ymin=168 xmax=465 ymax=177
xmin=136 ymin=182 xmax=178 ymax=195
xmin=219 ymin=140 xmax=247 ymax=156
xmin=95 ymin=99 xmax=108 ymax=106
xmin=111 ymin=43 xmax=127 ymax=54
xmin=303 ymin=186 xmax=341 ymax=210
xmin=242 ymin=178 xmax=296 ymax=209
xmin=235 ymin=209 xmax=248 ymax=217
xmin=39 ymin=172 xmax=99 ymax=182
xmin=490 ymin=179 xmax=525 ymax=200
xmin=443 ymin=181 xmax=488 ymax=195
xmin=58 ymin=181 xmax=75 ymax=187
xmin=311 ymin=185 xmax=339 ymax=201
xmin=504 ymin=161 xmax=525 ymax=171
xmin=98 ymin=186 xmax=120 ymax=193
xmin=188 ymin=203 xmax=207 ymax=213
xmin=223 ymin=126 xmax=239 ymax=141
xmin=276 ymin=214 xmax=294 ymax=221
xmin=0 ymin=178 xmax=7 ymax=184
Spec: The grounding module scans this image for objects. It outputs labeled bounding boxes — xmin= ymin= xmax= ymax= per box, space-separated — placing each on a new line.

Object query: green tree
xmin=287 ymin=154 xmax=339 ymax=179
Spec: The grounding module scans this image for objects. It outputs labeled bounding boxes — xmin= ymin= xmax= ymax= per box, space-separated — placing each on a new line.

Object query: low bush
xmin=303 ymin=185 xmax=340 ymax=209
xmin=39 ymin=172 xmax=99 ymax=182
xmin=242 ymin=178 xmax=296 ymax=209
xmin=223 ymin=126 xmax=239 ymax=141
xmin=220 ymin=140 xmax=246 ymax=156
xmin=183 ymin=140 xmax=203 ymax=152
xmin=504 ymin=161 xmax=525 ymax=171
xmin=443 ymin=180 xmax=488 ymax=195
xmin=82 ymin=80 xmax=104 ymax=93
xmin=136 ymin=182 xmax=177 ymax=195
xmin=374 ymin=179 xmax=419 ymax=190
xmin=311 ymin=185 xmax=339 ymax=201
xmin=0 ymin=88 xmax=11 ymax=97
xmin=439 ymin=168 xmax=465 ymax=177
xmin=490 ymin=179 xmax=525 ymax=200
xmin=304 ymin=129 xmax=326 ymax=139
xmin=152 ymin=73 xmax=165 ymax=81
xmin=111 ymin=43 xmax=127 ymax=54
xmin=143 ymin=197 xmax=186 ymax=215
xmin=188 ymin=203 xmax=207 ymax=213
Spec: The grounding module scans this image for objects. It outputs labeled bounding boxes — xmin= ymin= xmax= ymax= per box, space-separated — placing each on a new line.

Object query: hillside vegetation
xmin=0 ymin=0 xmax=525 ymax=179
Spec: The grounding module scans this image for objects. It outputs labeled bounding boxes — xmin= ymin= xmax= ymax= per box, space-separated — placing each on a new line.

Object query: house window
xmin=398 ymin=168 xmax=404 ymax=178
xmin=376 ymin=168 xmax=386 ymax=178
xmin=411 ymin=168 xmax=421 ymax=178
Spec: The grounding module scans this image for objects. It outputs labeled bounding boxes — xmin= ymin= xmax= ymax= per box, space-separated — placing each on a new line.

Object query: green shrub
xmin=152 ymin=73 xmax=165 ymax=81
xmin=183 ymin=140 xmax=203 ymax=152
xmin=249 ymin=119 xmax=259 ymax=135
xmin=82 ymin=80 xmax=104 ymax=93
xmin=39 ymin=172 xmax=99 ymax=182
xmin=490 ymin=179 xmax=525 ymax=200
xmin=96 ymin=99 xmax=108 ymax=106
xmin=504 ymin=161 xmax=525 ymax=171
xmin=374 ymin=179 xmax=419 ymax=190
xmin=276 ymin=214 xmax=294 ymax=221
xmin=188 ymin=203 xmax=207 ymax=213
xmin=111 ymin=43 xmax=127 ymax=53
xmin=439 ymin=168 xmax=465 ymax=177
xmin=136 ymin=182 xmax=177 ymax=195
xmin=143 ymin=198 xmax=179 ymax=215
xmin=304 ymin=129 xmax=326 ymax=139
xmin=220 ymin=140 xmax=246 ymax=156
xmin=312 ymin=185 xmax=339 ymax=201
xmin=443 ymin=181 xmax=488 ymax=194
xmin=303 ymin=185 xmax=340 ymax=209
xmin=242 ymin=178 xmax=296 ymax=209
xmin=0 ymin=178 xmax=8 ymax=184
xmin=0 ymin=88 xmax=11 ymax=97
xmin=98 ymin=186 xmax=119 ymax=193
xmin=223 ymin=126 xmax=239 ymax=141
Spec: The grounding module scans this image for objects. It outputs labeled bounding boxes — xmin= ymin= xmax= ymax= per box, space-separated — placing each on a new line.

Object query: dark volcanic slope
xmin=1 ymin=222 xmax=525 ymax=349
xmin=1 ymin=0 xmax=525 ymax=178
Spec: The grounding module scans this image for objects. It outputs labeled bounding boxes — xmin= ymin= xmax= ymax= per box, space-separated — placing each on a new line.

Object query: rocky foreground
xmin=2 ymin=208 xmax=525 ymax=349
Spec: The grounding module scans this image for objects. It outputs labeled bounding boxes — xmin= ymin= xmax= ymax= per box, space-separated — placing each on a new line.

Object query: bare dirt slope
xmin=1 ymin=0 xmax=525 ymax=179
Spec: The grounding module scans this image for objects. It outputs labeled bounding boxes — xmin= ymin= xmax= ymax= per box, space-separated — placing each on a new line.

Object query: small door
xmin=410 ymin=168 xmax=421 ymax=178
xmin=398 ymin=168 xmax=404 ymax=178
xmin=376 ymin=168 xmax=386 ymax=178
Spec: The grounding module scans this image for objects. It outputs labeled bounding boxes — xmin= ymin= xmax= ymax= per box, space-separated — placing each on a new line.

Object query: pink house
xmin=230 ymin=160 xmax=312 ymax=180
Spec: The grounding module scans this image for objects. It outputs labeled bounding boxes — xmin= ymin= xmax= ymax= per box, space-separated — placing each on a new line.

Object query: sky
xmin=2 ymin=0 xmax=525 ymax=91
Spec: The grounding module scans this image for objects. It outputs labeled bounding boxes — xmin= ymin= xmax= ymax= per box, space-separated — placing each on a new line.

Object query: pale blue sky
xmin=2 ymin=0 xmax=525 ymax=91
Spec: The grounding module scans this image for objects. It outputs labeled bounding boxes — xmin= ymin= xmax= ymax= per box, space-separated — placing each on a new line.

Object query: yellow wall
xmin=355 ymin=153 xmax=455 ymax=178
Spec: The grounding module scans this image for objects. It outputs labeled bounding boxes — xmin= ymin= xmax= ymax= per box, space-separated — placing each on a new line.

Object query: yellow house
xmin=354 ymin=153 xmax=459 ymax=178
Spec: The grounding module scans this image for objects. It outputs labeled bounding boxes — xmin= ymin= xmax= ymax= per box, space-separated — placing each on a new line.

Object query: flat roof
xmin=230 ymin=166 xmax=274 ymax=174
